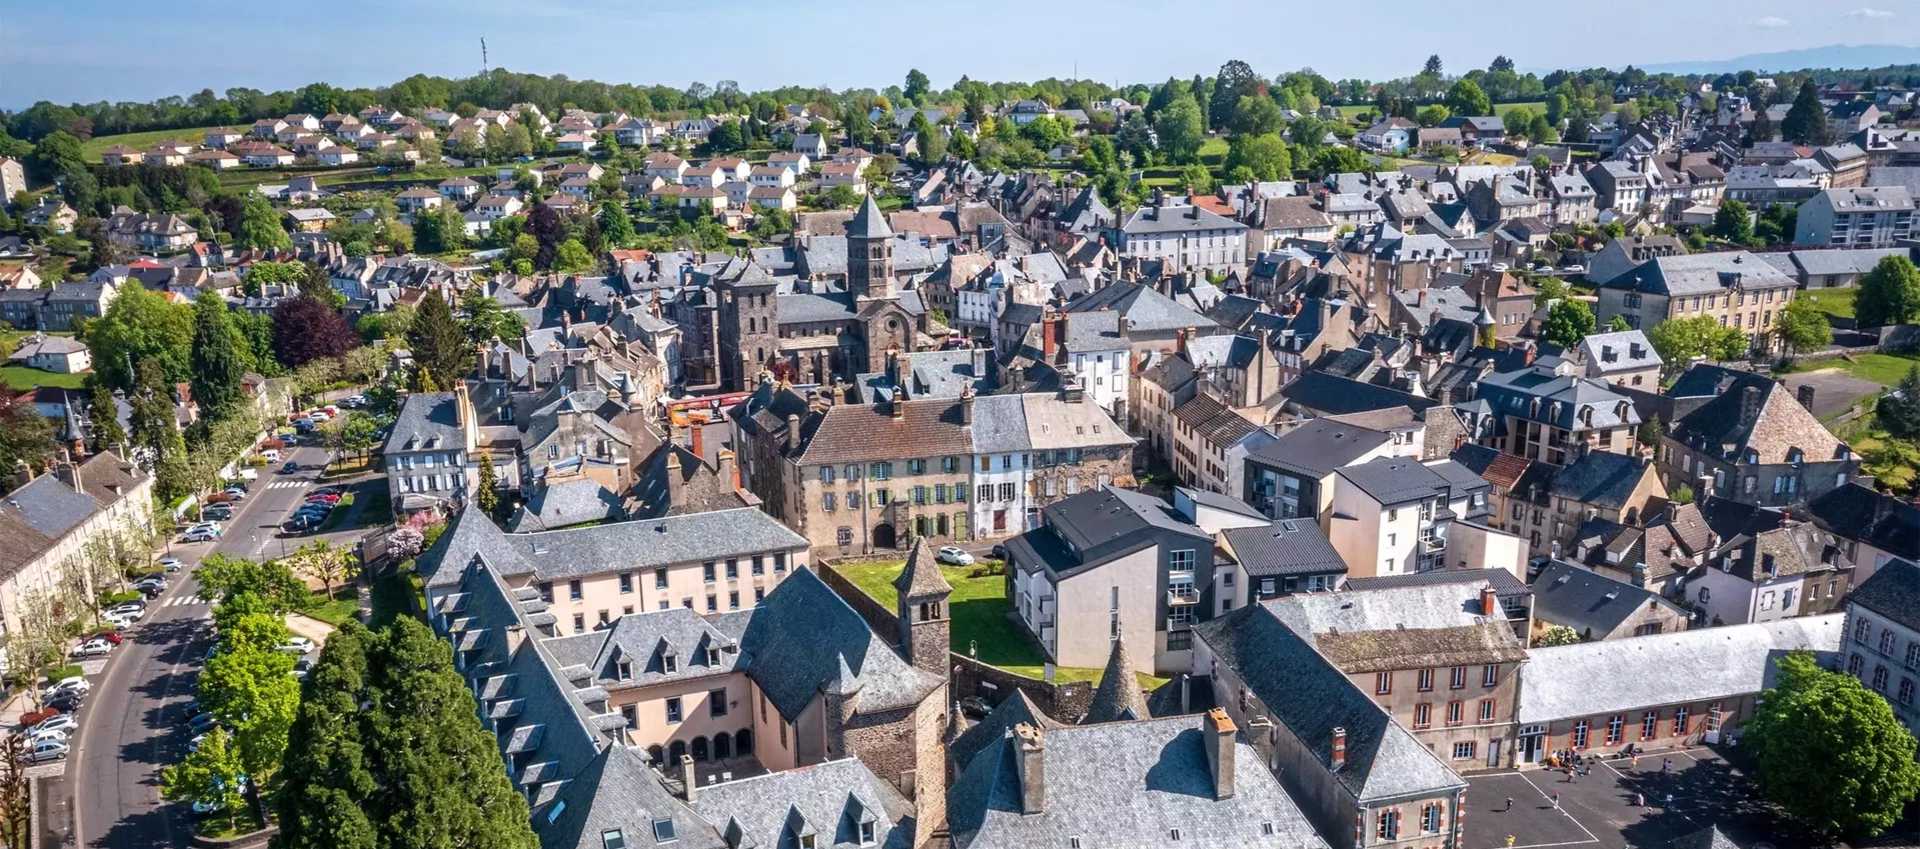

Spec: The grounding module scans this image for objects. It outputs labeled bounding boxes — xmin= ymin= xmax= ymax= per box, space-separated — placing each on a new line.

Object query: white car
xmin=31 ymin=715 xmax=78 ymax=736
xmin=102 ymin=611 xmax=138 ymax=630
xmin=181 ymin=528 xmax=219 ymax=543
xmin=157 ymin=557 xmax=184 ymax=572
xmin=23 ymin=726 xmax=68 ymax=746
xmin=276 ymin=637 xmax=316 ymax=655
xmin=935 ymin=546 xmax=974 ymax=566
xmin=20 ymin=740 xmax=69 ymax=763
xmin=45 ymin=676 xmax=89 ymax=697
xmin=69 ymin=639 xmax=112 ymax=658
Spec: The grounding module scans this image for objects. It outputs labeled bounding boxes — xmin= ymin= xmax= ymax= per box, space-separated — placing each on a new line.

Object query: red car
xmin=19 ymin=707 xmax=61 ymax=728
xmin=89 ymin=631 xmax=123 ymax=645
xmin=306 ymin=494 xmax=342 ymax=505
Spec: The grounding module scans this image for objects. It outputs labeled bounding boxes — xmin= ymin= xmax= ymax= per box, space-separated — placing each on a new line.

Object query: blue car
xmin=280 ymin=461 xmax=298 ymax=474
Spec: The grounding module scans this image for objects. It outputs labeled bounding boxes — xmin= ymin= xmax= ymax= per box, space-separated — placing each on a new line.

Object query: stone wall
xmin=951 ymin=654 xmax=1095 ymax=724
xmin=816 ymin=557 xmax=904 ymax=638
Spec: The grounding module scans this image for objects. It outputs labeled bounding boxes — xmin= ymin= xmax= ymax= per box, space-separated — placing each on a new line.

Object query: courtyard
xmin=1463 ymin=746 xmax=1836 ymax=849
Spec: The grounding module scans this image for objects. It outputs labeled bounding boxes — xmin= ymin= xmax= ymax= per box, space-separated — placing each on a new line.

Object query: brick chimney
xmin=1739 ymin=386 xmax=1763 ymax=430
xmin=690 ymin=421 xmax=705 ymax=461
xmin=1202 ymin=708 xmax=1237 ymax=801
xmin=1014 ymin=724 xmax=1046 ymax=814
xmin=1480 ymin=586 xmax=1498 ymax=617
xmin=1331 ymin=727 xmax=1347 ymax=771
xmin=1796 ymin=384 xmax=1816 ymax=412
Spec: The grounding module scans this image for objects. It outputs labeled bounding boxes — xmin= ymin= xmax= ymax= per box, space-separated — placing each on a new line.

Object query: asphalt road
xmin=64 ymin=443 xmax=336 ymax=849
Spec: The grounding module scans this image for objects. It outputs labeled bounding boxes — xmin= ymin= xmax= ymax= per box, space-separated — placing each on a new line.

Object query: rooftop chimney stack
xmin=1480 ymin=586 xmax=1498 ymax=617
xmin=1739 ymin=386 xmax=1763 ymax=430
xmin=1014 ymin=724 xmax=1046 ymax=814
xmin=786 ymin=413 xmax=801 ymax=448
xmin=960 ymin=386 xmax=975 ymax=424
xmin=1202 ymin=708 xmax=1237 ymax=801
xmin=1796 ymin=384 xmax=1816 ymax=412
xmin=1330 ymin=727 xmax=1348 ymax=771
xmin=681 ymin=754 xmax=699 ymax=802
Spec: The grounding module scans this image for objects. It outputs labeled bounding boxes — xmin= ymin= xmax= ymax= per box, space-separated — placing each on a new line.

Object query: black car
xmin=44 ymin=692 xmax=83 ymax=712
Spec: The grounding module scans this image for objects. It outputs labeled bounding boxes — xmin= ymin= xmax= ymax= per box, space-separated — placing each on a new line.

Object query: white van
xmin=261 ymin=449 xmax=281 ymax=463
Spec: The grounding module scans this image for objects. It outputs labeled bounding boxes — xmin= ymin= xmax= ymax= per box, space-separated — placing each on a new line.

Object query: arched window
xmin=691 ymin=736 xmax=710 ymax=761
xmin=714 ymin=732 xmax=732 ymax=760
xmin=647 ymin=745 xmax=665 ymax=766
xmin=668 ymin=740 xmax=687 ymax=763
xmin=735 ymin=728 xmax=754 ymax=755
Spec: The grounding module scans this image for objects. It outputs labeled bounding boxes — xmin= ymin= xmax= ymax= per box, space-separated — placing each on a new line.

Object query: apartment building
xmin=1794 ymin=186 xmax=1916 ymax=247
xmin=1839 ymin=560 xmax=1920 ymax=734
xmin=1462 ymin=364 xmax=1642 ymax=465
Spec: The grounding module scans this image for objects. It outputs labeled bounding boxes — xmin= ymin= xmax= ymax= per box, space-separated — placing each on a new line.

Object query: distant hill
xmin=1640 ymin=44 xmax=1920 ymax=76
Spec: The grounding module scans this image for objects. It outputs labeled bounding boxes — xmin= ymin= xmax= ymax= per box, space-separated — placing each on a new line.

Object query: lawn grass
xmin=1197 ymin=137 xmax=1228 ymax=167
xmin=368 ymin=573 xmax=421 ymax=629
xmin=1335 ymin=101 xmax=1545 ymax=119
xmin=0 ymin=329 xmax=88 ymax=390
xmin=1798 ymin=287 xmax=1857 ymax=319
xmin=80 ymin=125 xmax=230 ymax=159
xmin=302 ymin=585 xmax=360 ymax=626
xmin=1839 ymin=352 xmax=1920 ymax=386
xmin=835 ymin=560 xmax=1165 ymax=689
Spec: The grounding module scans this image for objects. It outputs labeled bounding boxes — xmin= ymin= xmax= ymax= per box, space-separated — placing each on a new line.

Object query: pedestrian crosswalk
xmin=265 ymin=480 xmax=306 ymax=490
xmin=160 ymin=595 xmax=208 ymax=608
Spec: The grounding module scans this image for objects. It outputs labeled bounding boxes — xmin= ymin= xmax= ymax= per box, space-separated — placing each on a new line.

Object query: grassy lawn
xmin=80 ymin=125 xmax=230 ymax=158
xmin=302 ymin=585 xmax=361 ymax=626
xmin=1798 ymin=287 xmax=1857 ymax=319
xmin=1198 ymin=137 xmax=1228 ymax=167
xmin=1335 ymin=101 xmax=1545 ymax=119
xmin=368 ymin=573 xmax=422 ymax=629
xmin=1838 ymin=352 xmax=1920 ymax=386
xmin=836 ymin=560 xmax=1164 ymax=688
xmin=0 ymin=329 xmax=88 ymax=390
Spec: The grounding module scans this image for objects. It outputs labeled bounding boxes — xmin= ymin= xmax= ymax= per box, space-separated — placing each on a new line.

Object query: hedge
xmin=46 ymin=665 xmax=82 ymax=683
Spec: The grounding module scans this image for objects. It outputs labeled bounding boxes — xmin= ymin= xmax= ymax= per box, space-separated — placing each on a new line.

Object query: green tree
xmin=1444 ymin=79 xmax=1490 ymax=117
xmin=904 ymin=69 xmax=931 ymax=104
xmin=1229 ymin=95 xmax=1282 ymax=137
xmin=28 ymin=131 xmax=87 ymax=183
xmin=1532 ymin=274 xmax=1569 ymax=308
xmin=1607 ymin=314 xmax=1632 ymax=332
xmin=459 ymin=287 xmax=525 ymax=344
xmin=161 ymin=727 xmax=250 ymax=833
xmin=1781 ymin=80 xmax=1833 ymax=146
xmin=1153 ymin=95 xmax=1205 ymax=165
xmin=1223 ymin=133 xmax=1292 ymax=181
xmin=1746 ymin=651 xmax=1920 ymax=836
xmin=1414 ymin=104 xmax=1451 ymax=127
xmin=1857 ymin=254 xmax=1920 ymax=327
xmin=1637 ymin=414 xmax=1662 ymax=448
xmin=1209 ymin=60 xmax=1262 ymax=130
xmin=364 ymin=619 xmax=537 ymax=849
xmin=1713 ymin=199 xmax=1754 ymax=243
xmin=1647 ymin=315 xmax=1750 ymax=373
xmin=200 ymin=620 xmax=299 ymax=785
xmin=287 ymin=540 xmax=357 ymax=600
xmin=407 ymin=290 xmax=469 ymax=391
xmin=84 ymin=379 xmax=126 ymax=453
xmin=553 ymin=238 xmax=595 ymax=273
xmin=1775 ymin=296 xmax=1833 ymax=359
xmin=195 ymin=554 xmax=308 ymax=611
xmin=274 ymin=622 xmax=377 ymax=849
xmin=188 ymin=290 xmax=246 ymax=417
xmin=1532 ymin=625 xmax=1581 ymax=647
xmin=414 ymin=205 xmax=466 ymax=254
xmin=1877 ymin=364 xmax=1920 ymax=441
xmin=476 ymin=451 xmax=499 ymax=514
xmin=233 ymin=193 xmax=291 ymax=252
xmin=127 ymin=358 xmax=190 ymax=498
xmin=1540 ymin=299 xmax=1595 ymax=347
xmin=597 ymin=201 xmax=634 ymax=248
xmin=84 ymin=284 xmax=194 ymax=390
xmin=1423 ymin=55 xmax=1444 ymax=76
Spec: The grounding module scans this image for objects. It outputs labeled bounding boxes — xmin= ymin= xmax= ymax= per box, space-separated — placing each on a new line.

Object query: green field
xmin=1198 ymin=137 xmax=1228 ymax=166
xmin=80 ymin=125 xmax=231 ymax=158
xmin=836 ymin=559 xmax=1164 ymax=689
xmin=1835 ymin=351 xmax=1920 ymax=386
xmin=1336 ymin=101 xmax=1546 ymax=120
xmin=1798 ymin=287 xmax=1857 ymax=320
xmin=302 ymin=586 xmax=361 ymax=626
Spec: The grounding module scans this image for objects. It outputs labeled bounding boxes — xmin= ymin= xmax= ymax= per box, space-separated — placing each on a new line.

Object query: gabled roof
xmin=1219 ymin=517 xmax=1350 ymax=578
xmin=1849 ymin=559 xmax=1920 ymax=635
xmin=1669 ymin=368 xmax=1845 ymax=465
xmin=738 ymin=568 xmax=943 ymax=722
xmin=1530 ymin=561 xmax=1686 ymax=638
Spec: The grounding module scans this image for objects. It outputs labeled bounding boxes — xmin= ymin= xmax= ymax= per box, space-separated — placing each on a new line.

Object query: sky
xmin=4 ymin=0 xmax=1920 ymax=107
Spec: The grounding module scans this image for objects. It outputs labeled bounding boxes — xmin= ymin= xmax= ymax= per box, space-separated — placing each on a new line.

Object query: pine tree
xmin=364 ymin=619 xmax=537 ymax=849
xmin=1781 ymin=80 xmax=1832 ymax=145
xmin=274 ymin=622 xmax=377 ymax=849
xmin=84 ymin=378 xmax=125 ymax=454
xmin=475 ymin=452 xmax=498 ymax=514
xmin=188 ymin=290 xmax=246 ymax=417
xmin=406 ymin=291 xmax=470 ymax=391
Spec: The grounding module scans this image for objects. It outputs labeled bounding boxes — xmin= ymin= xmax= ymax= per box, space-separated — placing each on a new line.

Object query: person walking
xmin=1504 ymin=797 xmax=1514 ymax=813
xmin=1630 ymin=753 xmax=1639 ymax=770
xmin=1552 ymin=790 xmax=1562 ymax=809
xmin=1663 ymin=758 xmax=1673 ymax=774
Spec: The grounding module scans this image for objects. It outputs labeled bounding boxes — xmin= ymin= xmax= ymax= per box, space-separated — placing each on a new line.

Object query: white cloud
xmin=1753 ymin=15 xmax=1790 ymax=27
xmin=1848 ymin=7 xmax=1896 ymax=17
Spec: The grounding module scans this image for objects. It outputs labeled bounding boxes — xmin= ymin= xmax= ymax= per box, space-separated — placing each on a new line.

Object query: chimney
xmin=1480 ymin=586 xmax=1498 ymax=617
xmin=665 ymin=448 xmax=684 ymax=507
xmin=681 ymin=754 xmax=699 ymax=802
xmin=1739 ymin=386 xmax=1762 ymax=430
xmin=690 ymin=421 xmax=705 ymax=461
xmin=786 ymin=413 xmax=801 ymax=448
xmin=1177 ymin=326 xmax=1194 ymax=355
xmin=1417 ymin=289 xmax=1426 ymax=307
xmin=1041 ymin=314 xmax=1060 ymax=363
xmin=1330 ymin=727 xmax=1348 ymax=771
xmin=1013 ymin=724 xmax=1046 ymax=814
xmin=453 ymin=380 xmax=471 ymax=430
xmin=1796 ymin=384 xmax=1815 ymax=412
xmin=1202 ymin=708 xmax=1237 ymax=801
xmin=718 ymin=448 xmax=740 ymax=491
xmin=475 ymin=344 xmax=490 ymax=378
xmin=1246 ymin=716 xmax=1277 ymax=770
xmin=960 ymin=386 xmax=975 ymax=424
xmin=891 ymin=394 xmax=906 ymax=421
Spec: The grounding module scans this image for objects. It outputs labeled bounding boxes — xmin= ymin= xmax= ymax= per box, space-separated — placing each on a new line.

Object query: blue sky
xmin=3 ymin=0 xmax=1918 ymax=106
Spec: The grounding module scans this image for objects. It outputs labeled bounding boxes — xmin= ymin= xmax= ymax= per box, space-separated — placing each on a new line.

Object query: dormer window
xmin=859 ymin=822 xmax=875 ymax=846
xmin=663 ymin=653 xmax=678 ymax=674
xmin=705 ymin=647 xmax=721 ymax=666
xmin=617 ymin=660 xmax=632 ymax=681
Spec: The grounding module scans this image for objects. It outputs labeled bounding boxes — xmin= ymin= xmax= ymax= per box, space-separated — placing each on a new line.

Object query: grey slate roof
xmin=1345 ymin=567 xmax=1529 ymax=597
xmin=1335 ymin=457 xmax=1475 ymax=507
xmin=1846 ymin=559 xmax=1920 ymax=635
xmin=507 ymin=508 xmax=807 ymax=582
xmin=538 ymin=746 xmax=725 ymax=849
xmin=692 ymin=758 xmax=915 ymax=849
xmin=1116 ymin=202 xmax=1248 ymax=236
xmin=1193 ymin=605 xmax=1464 ymax=803
xmin=1529 ymin=561 xmax=1686 ymax=638
xmin=1245 ymin=417 xmax=1396 ymax=479
xmin=507 ymin=479 xmax=624 ymax=532
xmin=386 ymin=391 xmax=466 ymax=454
xmin=738 ymin=568 xmax=943 ymax=723
xmin=1220 ymin=517 xmax=1351 ymax=577
xmin=1608 ymin=251 xmax=1795 ymax=296
xmin=847 ymin=196 xmax=893 ymax=240
xmin=948 ymin=715 xmax=1328 ymax=849
xmin=0 ymin=473 xmax=105 ymax=539
xmin=1064 ymin=282 xmax=1216 ymax=335
xmin=1081 ymin=637 xmax=1149 ymax=724
xmin=895 ymin=538 xmax=954 ymax=598
xmin=1517 ymin=614 xmax=1842 ymax=724
xmin=1548 ymin=451 xmax=1653 ymax=510
xmin=949 ymin=690 xmax=1064 ymax=773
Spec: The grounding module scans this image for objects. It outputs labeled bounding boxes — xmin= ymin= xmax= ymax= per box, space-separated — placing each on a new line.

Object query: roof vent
xmin=532 ymin=542 xmax=549 ymax=554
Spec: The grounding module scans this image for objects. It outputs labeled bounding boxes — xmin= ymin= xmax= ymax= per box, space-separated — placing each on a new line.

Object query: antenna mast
xmin=481 ymin=37 xmax=489 ymax=74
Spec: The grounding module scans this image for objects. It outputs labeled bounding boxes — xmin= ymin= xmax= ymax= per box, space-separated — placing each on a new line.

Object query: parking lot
xmin=1463 ymin=746 xmax=1833 ymax=849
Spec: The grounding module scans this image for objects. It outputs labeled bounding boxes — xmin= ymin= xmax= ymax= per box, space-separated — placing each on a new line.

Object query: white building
xmin=1108 ymin=195 xmax=1248 ymax=274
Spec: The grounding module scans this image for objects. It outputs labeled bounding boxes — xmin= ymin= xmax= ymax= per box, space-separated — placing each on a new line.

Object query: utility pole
xmin=481 ymin=37 xmax=489 ymax=75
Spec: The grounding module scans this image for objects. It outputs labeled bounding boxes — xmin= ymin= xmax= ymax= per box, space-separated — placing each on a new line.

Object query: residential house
xmin=1359 ymin=117 xmax=1418 ymax=153
xmin=768 ymin=151 xmax=811 ymax=175
xmin=102 ymin=208 xmax=198 ymax=252
xmin=1829 ymin=101 xmax=1882 ymax=139
xmin=384 ymin=384 xmax=482 ymax=520
xmin=439 ymin=177 xmax=482 ymax=201
xmin=1109 ymin=194 xmax=1249 ymax=274
xmin=1681 ymin=497 xmax=1853 ymax=626
xmin=1324 ymin=455 xmax=1519 ymax=580
xmin=1838 ymin=560 xmax=1920 ymax=733
xmin=1529 ymin=561 xmax=1689 ymax=641
xmin=1794 ymin=186 xmax=1916 ymax=247
xmin=1461 ymin=365 xmax=1642 ymax=465
xmin=1572 ymin=329 xmax=1662 ymax=389
xmin=1243 ymin=410 xmax=1424 ymax=522
xmin=1808 ymin=483 xmax=1920 ymax=582
xmin=395 ymin=187 xmax=444 ymax=214
xmin=0 ymin=454 xmax=155 ymax=672
xmin=7 ymin=334 xmax=90 ymax=373
xmin=1658 ymin=365 xmax=1857 ymax=508
xmin=1594 ymin=251 xmax=1798 ymax=350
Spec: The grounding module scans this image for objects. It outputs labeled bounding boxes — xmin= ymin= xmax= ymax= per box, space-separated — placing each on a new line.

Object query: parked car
xmin=69 ymin=640 xmax=112 ymax=658
xmin=88 ymin=630 xmax=124 ymax=645
xmin=191 ymin=776 xmax=250 ymax=813
xmin=281 ymin=461 xmax=298 ymax=474
xmin=306 ymin=493 xmax=342 ymax=505
xmin=105 ymin=602 xmax=147 ymax=619
xmin=45 ymin=676 xmax=89 ymax=697
xmin=20 ymin=740 xmax=70 ymax=763
xmin=1560 ymin=263 xmax=1587 ymax=275
xmin=133 ymin=575 xmax=166 ymax=590
xmin=102 ymin=611 xmax=138 ymax=630
xmin=24 ymin=726 xmax=69 ymax=746
xmin=935 ymin=546 xmax=974 ymax=566
xmin=310 ymin=487 xmax=342 ymax=497
xmin=30 ymin=715 xmax=78 ymax=736
xmin=157 ymin=557 xmax=184 ymax=572
xmin=200 ymin=507 xmax=233 ymax=521
xmin=43 ymin=692 xmax=83 ymax=713
xmin=277 ymin=637 xmax=316 ymax=655
xmin=189 ymin=714 xmax=220 ymax=736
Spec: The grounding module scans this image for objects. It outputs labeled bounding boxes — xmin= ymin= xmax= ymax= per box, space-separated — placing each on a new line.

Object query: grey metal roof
xmin=948 ymin=715 xmax=1328 ymax=849
xmin=1220 ymin=517 xmax=1351 ymax=577
xmin=1334 ymin=457 xmax=1459 ymax=507
xmin=1517 ymin=615 xmax=1842 ymax=724
xmin=693 ymin=759 xmax=915 ymax=849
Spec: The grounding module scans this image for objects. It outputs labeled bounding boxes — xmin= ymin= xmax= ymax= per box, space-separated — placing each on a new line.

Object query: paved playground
xmin=1462 ymin=746 xmax=1831 ymax=849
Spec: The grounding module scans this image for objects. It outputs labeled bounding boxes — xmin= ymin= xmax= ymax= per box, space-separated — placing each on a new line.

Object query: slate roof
xmin=895 ymin=538 xmax=953 ymax=598
xmin=1117 ymin=202 xmax=1248 ymax=236
xmin=1219 ymin=517 xmax=1351 ymax=577
xmin=1549 ymin=451 xmax=1654 ymax=510
xmin=1335 ymin=457 xmax=1480 ymax=507
xmin=948 ymin=715 xmax=1328 ymax=849
xmin=692 ymin=759 xmax=915 ymax=849
xmin=1170 ymin=395 xmax=1260 ymax=448
xmin=1265 ymin=582 xmax=1527 ymax=671
xmin=949 ymin=690 xmax=1064 ymax=773
xmin=1848 ymin=559 xmax=1920 ymax=637
xmin=1518 ymin=614 xmax=1842 ymax=723
xmin=738 ymin=567 xmax=943 ymax=722
xmin=538 ymin=746 xmax=725 ymax=849
xmin=1608 ymin=251 xmax=1795 ymax=296
xmin=847 ymin=196 xmax=893 ymax=240
xmin=1245 ymin=417 xmax=1396 ymax=479
xmin=1278 ymin=372 xmax=1436 ymax=417
xmin=1193 ymin=605 xmax=1465 ymax=804
xmin=1475 ymin=365 xmax=1641 ymax=431
xmin=1668 ymin=368 xmax=1845 ymax=465
xmin=506 ymin=478 xmax=624 ymax=532
xmin=1529 ymin=561 xmax=1686 ymax=638
xmin=415 ymin=503 xmax=802 ymax=588
xmin=1064 ymin=282 xmax=1216 ymax=335
xmin=1807 ymin=484 xmax=1920 ymax=564
xmin=1345 ymin=567 xmax=1529 ymax=597
xmin=1577 ymin=330 xmax=1662 ymax=376
xmin=1081 ymin=637 xmax=1149 ymax=724
xmin=792 ymin=398 xmax=972 ymax=466
xmin=386 ymin=391 xmax=465 ymax=455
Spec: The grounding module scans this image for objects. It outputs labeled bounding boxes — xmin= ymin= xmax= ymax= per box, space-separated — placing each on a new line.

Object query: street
xmin=51 ymin=443 xmax=342 ymax=849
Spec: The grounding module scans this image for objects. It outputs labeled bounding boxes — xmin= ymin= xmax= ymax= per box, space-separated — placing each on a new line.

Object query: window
xmin=1169 ymin=549 xmax=1195 ymax=572
xmin=869 ymin=462 xmax=892 ymax=480
xmin=665 ymin=697 xmax=683 ymax=723
xmin=1641 ymin=710 xmax=1659 ymax=740
xmin=572 ymin=613 xmax=585 ymax=633
xmin=1883 ymin=630 xmax=1899 ymax=656
xmin=706 ymin=595 xmax=717 ymax=613
xmin=655 ymin=568 xmax=669 ymax=589
xmin=1376 ymin=810 xmax=1399 ymax=841
xmin=858 ymin=822 xmax=875 ymax=846
xmin=603 ymin=829 xmax=627 ymax=849
xmin=1412 ymin=703 xmax=1432 ymax=728
xmin=1850 ymin=653 xmax=1864 ymax=675
xmin=1873 ymin=665 xmax=1890 ymax=692
xmin=709 ymin=688 xmax=728 ymax=717
xmin=752 ymin=555 xmax=765 ymax=576
xmin=1483 ymin=665 xmax=1498 ymax=687
xmin=725 ymin=559 xmax=739 ymax=579
xmin=1903 ymin=679 xmax=1916 ymax=707
xmin=873 ymin=489 xmax=889 ymax=507
xmin=539 ymin=582 xmax=553 ymax=602
xmin=999 ymin=482 xmax=1016 ymax=502
xmin=1417 ymin=668 xmax=1435 ymax=692
xmin=1375 ymin=672 xmax=1393 ymax=695
xmin=1674 ymin=706 xmax=1691 ymax=735
xmin=1167 ymin=631 xmax=1192 ymax=651
xmin=1606 ymin=714 xmax=1624 ymax=744
xmin=1479 ymin=699 xmax=1497 ymax=724
xmin=1906 ymin=644 xmax=1920 ymax=671
xmin=1571 ymin=719 xmax=1589 ymax=748
xmin=652 ymin=818 xmax=677 ymax=843
xmin=620 ymin=705 xmax=637 ymax=730
xmin=823 ymin=493 xmax=836 ymax=511
xmin=617 ymin=660 xmax=632 ymax=680
xmin=977 ymin=484 xmax=992 ymax=502
xmin=663 ymin=653 xmax=678 ymax=674
xmin=619 ymin=573 xmax=633 ymax=594
xmin=1452 ymin=741 xmax=1477 ymax=760
xmin=1446 ymin=701 xmax=1463 ymax=727
xmin=774 ymin=552 xmax=787 ymax=572
xmin=1449 ymin=666 xmax=1467 ymax=689
xmin=1420 ymin=803 xmax=1442 ymax=834
xmin=820 ymin=466 xmax=835 ymax=484
xmin=702 ymin=562 xmax=716 ymax=583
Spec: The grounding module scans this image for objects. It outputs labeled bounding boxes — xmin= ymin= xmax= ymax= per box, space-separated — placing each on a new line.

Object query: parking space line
xmin=1508 ymin=768 xmax=1603 ymax=846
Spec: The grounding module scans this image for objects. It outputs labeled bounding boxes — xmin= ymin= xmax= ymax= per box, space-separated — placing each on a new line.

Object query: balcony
xmin=1421 ymin=536 xmax=1445 ymax=553
xmin=1168 ymin=585 xmax=1200 ymax=605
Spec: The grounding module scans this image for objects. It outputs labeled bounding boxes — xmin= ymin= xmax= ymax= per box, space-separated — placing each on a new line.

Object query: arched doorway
xmin=647 ymin=745 xmax=665 ymax=766
xmin=668 ymin=740 xmax=687 ymax=764
xmin=871 ymin=523 xmax=896 ymax=549
xmin=713 ymin=732 xmax=732 ymax=760
xmin=691 ymin=736 xmax=710 ymax=761
xmin=735 ymin=728 xmax=754 ymax=755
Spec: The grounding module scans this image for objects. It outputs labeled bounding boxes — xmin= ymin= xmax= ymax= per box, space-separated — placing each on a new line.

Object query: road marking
xmin=1506 ymin=767 xmax=1602 ymax=846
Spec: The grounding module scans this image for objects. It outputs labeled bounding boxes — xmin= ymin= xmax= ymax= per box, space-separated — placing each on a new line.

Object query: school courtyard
xmin=1460 ymin=745 xmax=1837 ymax=849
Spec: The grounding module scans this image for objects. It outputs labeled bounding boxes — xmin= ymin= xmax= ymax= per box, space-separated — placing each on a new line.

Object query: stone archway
xmin=871 ymin=523 xmax=897 ymax=549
